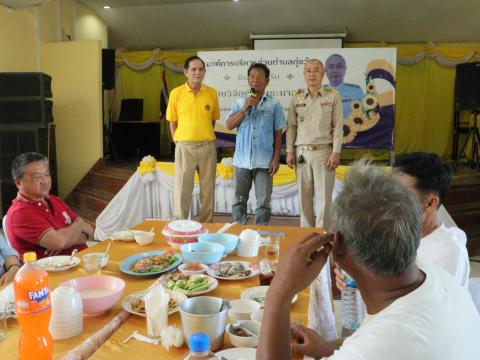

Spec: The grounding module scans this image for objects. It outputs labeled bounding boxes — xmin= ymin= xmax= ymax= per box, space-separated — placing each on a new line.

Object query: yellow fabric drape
xmin=115 ymin=65 xmax=162 ymax=122
xmin=115 ymin=43 xmax=480 ymax=160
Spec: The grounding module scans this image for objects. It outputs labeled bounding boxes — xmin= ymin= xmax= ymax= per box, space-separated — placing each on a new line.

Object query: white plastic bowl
xmin=131 ymin=230 xmax=155 ymax=245
xmin=228 ymin=299 xmax=261 ymax=322
xmin=250 ymin=308 xmax=264 ymax=323
xmin=178 ymin=262 xmax=209 ymax=276
xmin=226 ymin=320 xmax=261 ymax=348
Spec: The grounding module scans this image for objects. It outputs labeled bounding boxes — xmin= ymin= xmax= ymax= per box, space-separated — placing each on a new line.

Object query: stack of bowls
xmin=49 ymin=287 xmax=83 ymax=340
xmin=236 ymin=229 xmax=261 ymax=257
xmin=162 ymin=220 xmax=208 ymax=249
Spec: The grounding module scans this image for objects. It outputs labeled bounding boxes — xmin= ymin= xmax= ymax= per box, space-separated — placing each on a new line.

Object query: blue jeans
xmin=232 ymin=167 xmax=273 ymax=225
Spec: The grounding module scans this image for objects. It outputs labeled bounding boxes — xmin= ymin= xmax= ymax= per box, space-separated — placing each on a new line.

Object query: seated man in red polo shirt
xmin=6 ymin=152 xmax=93 ymax=260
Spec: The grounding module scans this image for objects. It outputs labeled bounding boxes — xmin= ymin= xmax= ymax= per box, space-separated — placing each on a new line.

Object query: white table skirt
xmin=94 ymin=166 xmax=344 ymax=240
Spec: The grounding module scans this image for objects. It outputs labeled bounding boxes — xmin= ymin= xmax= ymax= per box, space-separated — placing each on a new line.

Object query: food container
xmin=179 ymin=296 xmax=228 ymax=351
xmin=162 ymin=220 xmax=208 ymax=249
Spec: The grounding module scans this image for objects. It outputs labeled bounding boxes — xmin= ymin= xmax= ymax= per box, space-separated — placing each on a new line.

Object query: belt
xmin=297 ymin=144 xmax=328 ymax=151
xmin=176 ymin=140 xmax=215 ymax=146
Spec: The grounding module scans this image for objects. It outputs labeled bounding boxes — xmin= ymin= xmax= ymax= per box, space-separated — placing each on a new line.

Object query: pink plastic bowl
xmin=59 ymin=275 xmax=125 ymax=317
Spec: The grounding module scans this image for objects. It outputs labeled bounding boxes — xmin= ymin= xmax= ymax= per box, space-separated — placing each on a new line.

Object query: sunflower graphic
xmin=343 ymin=124 xmax=357 ymax=143
xmin=351 ymin=100 xmax=362 ymax=112
xmin=363 ymin=95 xmax=378 ymax=111
xmin=366 ymin=82 xmax=376 ymax=94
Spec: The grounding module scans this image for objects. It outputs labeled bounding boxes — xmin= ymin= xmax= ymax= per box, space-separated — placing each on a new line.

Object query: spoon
xmin=68 ymin=249 xmax=78 ymax=264
xmin=103 ymin=241 xmax=111 ymax=260
xmin=219 ymin=299 xmax=231 ymax=313
xmin=230 ymin=322 xmax=258 ymax=337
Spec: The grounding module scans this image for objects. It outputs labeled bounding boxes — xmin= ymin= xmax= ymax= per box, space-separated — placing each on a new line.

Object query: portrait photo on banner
xmin=199 ymin=48 xmax=396 ymax=150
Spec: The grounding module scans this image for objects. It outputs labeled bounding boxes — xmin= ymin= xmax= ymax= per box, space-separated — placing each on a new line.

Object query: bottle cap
xmin=23 ymin=252 xmax=37 ymax=263
xmin=189 ymin=332 xmax=210 ymax=352
xmin=345 ymin=279 xmax=357 ymax=288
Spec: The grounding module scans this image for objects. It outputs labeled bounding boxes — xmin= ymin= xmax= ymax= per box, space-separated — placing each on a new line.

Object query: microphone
xmin=247 ymin=87 xmax=257 ymax=115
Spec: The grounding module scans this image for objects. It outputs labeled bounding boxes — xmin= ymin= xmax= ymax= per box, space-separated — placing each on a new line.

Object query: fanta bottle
xmin=13 ymin=252 xmax=54 ymax=360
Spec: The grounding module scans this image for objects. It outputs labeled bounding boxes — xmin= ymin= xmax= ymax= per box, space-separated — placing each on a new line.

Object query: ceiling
xmin=78 ymin=0 xmax=480 ymax=50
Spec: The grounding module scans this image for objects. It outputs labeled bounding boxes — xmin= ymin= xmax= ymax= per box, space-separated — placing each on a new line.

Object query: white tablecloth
xmin=95 ymin=165 xmax=341 ymax=240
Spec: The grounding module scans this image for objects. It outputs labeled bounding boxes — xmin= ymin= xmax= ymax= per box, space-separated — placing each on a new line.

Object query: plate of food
xmin=161 ymin=273 xmax=218 ymax=296
xmin=206 ymin=261 xmax=259 ymax=280
xmin=36 ymin=255 xmax=81 ymax=272
xmin=119 ymin=250 xmax=182 ymax=276
xmin=241 ymin=286 xmax=298 ymax=307
xmin=122 ymin=288 xmax=187 ymax=317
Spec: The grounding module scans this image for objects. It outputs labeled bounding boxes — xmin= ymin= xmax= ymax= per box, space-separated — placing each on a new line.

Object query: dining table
xmin=2 ymin=220 xmax=325 ymax=359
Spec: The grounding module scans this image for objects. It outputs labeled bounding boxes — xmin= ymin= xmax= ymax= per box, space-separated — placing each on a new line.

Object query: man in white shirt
xmin=257 ymin=161 xmax=480 ymax=360
xmin=393 ymin=152 xmax=470 ymax=287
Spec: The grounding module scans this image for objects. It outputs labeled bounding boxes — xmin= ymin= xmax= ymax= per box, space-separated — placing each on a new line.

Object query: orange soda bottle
xmin=13 ymin=252 xmax=54 ymax=360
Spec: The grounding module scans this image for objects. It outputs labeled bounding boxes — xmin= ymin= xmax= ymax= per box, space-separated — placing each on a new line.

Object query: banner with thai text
xmin=199 ymin=48 xmax=396 ymax=149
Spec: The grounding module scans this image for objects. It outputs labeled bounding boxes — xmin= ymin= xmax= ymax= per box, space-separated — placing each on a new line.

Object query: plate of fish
xmin=122 ymin=289 xmax=187 ymax=317
xmin=206 ymin=261 xmax=259 ymax=280
xmin=119 ymin=250 xmax=182 ymax=276
xmin=36 ymin=255 xmax=81 ymax=272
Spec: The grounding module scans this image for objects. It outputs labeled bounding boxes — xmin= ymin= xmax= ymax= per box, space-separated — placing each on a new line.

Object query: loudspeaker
xmin=0 ymin=72 xmax=52 ymax=98
xmin=0 ymin=98 xmax=53 ymax=127
xmin=0 ymin=127 xmax=57 ymax=180
xmin=455 ymin=62 xmax=480 ymax=110
xmin=0 ymin=127 xmax=58 ymax=215
xmin=0 ymin=179 xmax=18 ymax=216
xmin=119 ymin=98 xmax=143 ymax=121
xmin=102 ymin=49 xmax=115 ymax=90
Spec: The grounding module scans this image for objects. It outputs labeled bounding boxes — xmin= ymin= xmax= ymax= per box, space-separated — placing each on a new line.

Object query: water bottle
xmin=13 ymin=252 xmax=54 ymax=360
xmin=341 ymin=276 xmax=365 ymax=337
xmin=182 ymin=333 xmax=219 ymax=360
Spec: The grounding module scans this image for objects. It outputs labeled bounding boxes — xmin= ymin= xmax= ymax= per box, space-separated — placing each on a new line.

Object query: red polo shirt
xmin=6 ymin=193 xmax=87 ymax=260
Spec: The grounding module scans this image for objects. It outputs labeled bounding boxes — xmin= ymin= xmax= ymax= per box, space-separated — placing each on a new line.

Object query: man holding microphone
xmin=226 ymin=63 xmax=285 ymax=225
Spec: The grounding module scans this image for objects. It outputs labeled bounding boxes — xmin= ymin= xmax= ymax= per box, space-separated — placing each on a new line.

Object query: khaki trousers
xmin=174 ymin=141 xmax=217 ymax=223
xmin=296 ymin=145 xmax=335 ymax=230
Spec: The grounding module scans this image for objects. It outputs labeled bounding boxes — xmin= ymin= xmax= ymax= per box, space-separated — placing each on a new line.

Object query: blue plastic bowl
xmin=198 ymin=233 xmax=239 ymax=256
xmin=180 ymin=242 xmax=225 ymax=265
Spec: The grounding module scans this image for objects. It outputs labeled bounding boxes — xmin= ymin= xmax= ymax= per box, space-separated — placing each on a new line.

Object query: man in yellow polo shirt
xmin=166 ymin=55 xmax=220 ymax=223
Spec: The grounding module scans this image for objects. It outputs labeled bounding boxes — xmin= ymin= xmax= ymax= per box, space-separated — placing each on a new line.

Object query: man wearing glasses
xmin=226 ymin=63 xmax=286 ymax=225
xmin=6 ymin=152 xmax=93 ymax=260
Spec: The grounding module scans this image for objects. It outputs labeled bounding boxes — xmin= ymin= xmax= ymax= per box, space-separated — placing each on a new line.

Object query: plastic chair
xmin=2 ymin=215 xmax=12 ymax=247
xmin=468 ymin=278 xmax=480 ymax=314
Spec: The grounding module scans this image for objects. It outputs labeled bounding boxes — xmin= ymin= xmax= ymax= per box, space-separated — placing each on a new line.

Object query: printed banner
xmin=198 ymin=48 xmax=396 ymax=150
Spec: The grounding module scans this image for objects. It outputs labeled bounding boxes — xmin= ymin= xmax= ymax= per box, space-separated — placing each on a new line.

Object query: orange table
xmin=3 ymin=221 xmax=320 ymax=359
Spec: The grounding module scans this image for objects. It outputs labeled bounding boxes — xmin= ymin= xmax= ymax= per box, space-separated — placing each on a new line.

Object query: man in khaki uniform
xmin=286 ymin=59 xmax=343 ymax=230
xmin=166 ymin=55 xmax=220 ymax=223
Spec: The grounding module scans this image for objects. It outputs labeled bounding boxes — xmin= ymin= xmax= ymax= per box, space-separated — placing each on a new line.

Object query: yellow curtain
xmin=115 ymin=65 xmax=162 ymax=122
xmin=115 ymin=44 xmax=480 ymax=160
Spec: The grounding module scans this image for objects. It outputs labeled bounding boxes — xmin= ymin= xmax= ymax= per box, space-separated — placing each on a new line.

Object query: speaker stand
xmin=454 ymin=110 xmax=480 ymax=170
